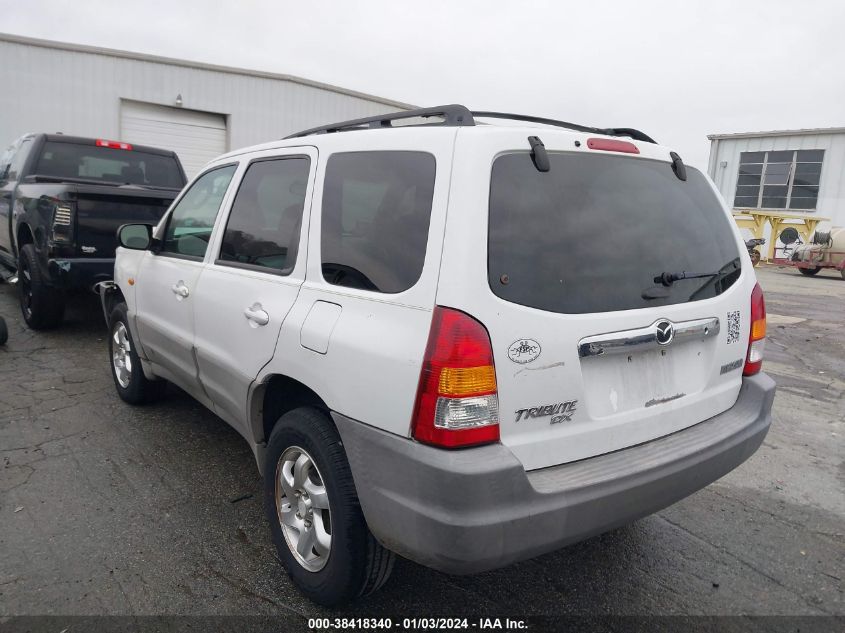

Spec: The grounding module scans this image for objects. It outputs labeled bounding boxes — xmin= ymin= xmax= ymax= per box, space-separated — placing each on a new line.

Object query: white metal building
xmin=707 ymin=127 xmax=845 ymax=232
xmin=0 ymin=33 xmax=413 ymax=177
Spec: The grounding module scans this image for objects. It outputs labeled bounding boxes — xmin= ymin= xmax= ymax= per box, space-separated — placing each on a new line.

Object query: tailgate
xmin=72 ymin=186 xmax=174 ymax=258
xmin=440 ymin=130 xmax=754 ymax=471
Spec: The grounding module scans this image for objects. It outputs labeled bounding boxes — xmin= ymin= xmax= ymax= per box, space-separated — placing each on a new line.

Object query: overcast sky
xmin=2 ymin=0 xmax=844 ymax=169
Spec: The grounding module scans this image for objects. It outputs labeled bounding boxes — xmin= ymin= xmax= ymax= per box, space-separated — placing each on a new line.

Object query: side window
xmin=0 ymin=145 xmax=13 ymax=179
xmin=8 ymin=139 xmax=32 ymax=180
xmin=321 ymin=151 xmax=436 ymax=293
xmin=162 ymin=164 xmax=236 ymax=259
xmin=218 ymin=156 xmax=311 ymax=274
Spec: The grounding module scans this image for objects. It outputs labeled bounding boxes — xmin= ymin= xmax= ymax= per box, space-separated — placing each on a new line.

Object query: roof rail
xmin=284 ymin=104 xmax=475 ymax=139
xmin=284 ymin=104 xmax=657 ymax=144
xmin=471 ymin=111 xmax=657 ymax=144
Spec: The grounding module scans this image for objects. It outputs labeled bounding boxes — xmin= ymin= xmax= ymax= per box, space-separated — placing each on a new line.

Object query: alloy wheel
xmin=275 ymin=446 xmax=332 ymax=572
xmin=112 ymin=322 xmax=133 ymax=388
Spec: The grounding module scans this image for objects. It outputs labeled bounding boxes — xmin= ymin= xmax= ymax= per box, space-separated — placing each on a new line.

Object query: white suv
xmin=101 ymin=105 xmax=775 ymax=606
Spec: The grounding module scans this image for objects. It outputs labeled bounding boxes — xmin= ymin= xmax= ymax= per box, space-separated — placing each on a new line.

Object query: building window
xmin=734 ymin=149 xmax=824 ymax=211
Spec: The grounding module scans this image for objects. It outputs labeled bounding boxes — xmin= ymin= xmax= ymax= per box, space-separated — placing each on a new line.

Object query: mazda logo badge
xmin=655 ymin=320 xmax=674 ymax=345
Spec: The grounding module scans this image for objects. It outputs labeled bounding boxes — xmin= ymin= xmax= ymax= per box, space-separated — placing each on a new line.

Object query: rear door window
xmin=218 ymin=157 xmax=311 ymax=274
xmin=488 ymin=152 xmax=740 ymax=314
xmin=320 ymin=151 xmax=435 ymax=293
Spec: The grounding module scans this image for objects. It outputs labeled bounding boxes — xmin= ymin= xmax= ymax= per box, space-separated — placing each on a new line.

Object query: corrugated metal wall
xmin=0 ymin=35 xmax=411 ymax=170
xmin=708 ymin=131 xmax=845 ymax=230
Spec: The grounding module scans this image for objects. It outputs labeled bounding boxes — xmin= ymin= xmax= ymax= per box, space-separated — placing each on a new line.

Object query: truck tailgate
xmin=72 ymin=185 xmax=175 ymax=258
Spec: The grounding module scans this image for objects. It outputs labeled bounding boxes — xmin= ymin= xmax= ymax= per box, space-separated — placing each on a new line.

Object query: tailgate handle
xmin=578 ymin=317 xmax=720 ymax=358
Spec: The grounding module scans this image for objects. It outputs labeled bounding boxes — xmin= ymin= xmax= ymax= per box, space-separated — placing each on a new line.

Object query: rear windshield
xmin=488 ymin=152 xmax=740 ymax=314
xmin=34 ymin=141 xmax=184 ymax=188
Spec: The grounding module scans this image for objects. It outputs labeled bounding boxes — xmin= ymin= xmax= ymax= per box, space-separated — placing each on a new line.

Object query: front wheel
xmin=108 ymin=302 xmax=167 ymax=404
xmin=264 ymin=407 xmax=394 ymax=606
xmin=799 ymin=266 xmax=821 ymax=276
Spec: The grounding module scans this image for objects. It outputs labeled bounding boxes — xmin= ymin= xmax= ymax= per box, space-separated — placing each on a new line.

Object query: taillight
xmin=96 ymin=139 xmax=132 ymax=150
xmin=411 ymin=307 xmax=500 ymax=448
xmin=51 ymin=203 xmax=74 ymax=244
xmin=743 ymin=282 xmax=766 ymax=376
xmin=587 ymin=138 xmax=640 ymax=154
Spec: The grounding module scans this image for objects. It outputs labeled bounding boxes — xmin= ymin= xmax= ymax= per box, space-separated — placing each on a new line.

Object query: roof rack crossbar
xmin=471 ymin=111 xmax=657 ymax=144
xmin=284 ymin=104 xmax=475 ymax=139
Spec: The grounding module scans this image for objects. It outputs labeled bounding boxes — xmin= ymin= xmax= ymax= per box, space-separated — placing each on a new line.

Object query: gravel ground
xmin=0 ymin=265 xmax=842 ymax=620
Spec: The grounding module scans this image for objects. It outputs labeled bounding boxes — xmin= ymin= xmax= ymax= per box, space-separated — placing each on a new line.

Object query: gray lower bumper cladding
xmin=333 ymin=373 xmax=775 ymax=575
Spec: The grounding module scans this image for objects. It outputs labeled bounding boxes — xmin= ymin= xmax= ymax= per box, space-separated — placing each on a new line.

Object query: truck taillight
xmin=411 ymin=307 xmax=500 ymax=448
xmin=51 ymin=204 xmax=74 ymax=244
xmin=743 ymin=282 xmax=766 ymax=376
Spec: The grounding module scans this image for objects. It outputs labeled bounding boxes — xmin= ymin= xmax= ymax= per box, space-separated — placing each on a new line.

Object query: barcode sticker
xmin=727 ymin=310 xmax=741 ymax=344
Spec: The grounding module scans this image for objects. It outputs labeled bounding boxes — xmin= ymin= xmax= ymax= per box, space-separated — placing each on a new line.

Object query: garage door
xmin=120 ymin=101 xmax=227 ymax=179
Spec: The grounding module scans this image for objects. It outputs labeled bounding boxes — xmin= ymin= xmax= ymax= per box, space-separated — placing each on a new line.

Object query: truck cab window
xmin=8 ymin=138 xmax=32 ymax=180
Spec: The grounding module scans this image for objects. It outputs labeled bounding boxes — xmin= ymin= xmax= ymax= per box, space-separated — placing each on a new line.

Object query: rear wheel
xmin=264 ymin=407 xmax=394 ymax=606
xmin=108 ymin=302 xmax=167 ymax=404
xmin=799 ymin=266 xmax=821 ymax=276
xmin=18 ymin=244 xmax=64 ymax=330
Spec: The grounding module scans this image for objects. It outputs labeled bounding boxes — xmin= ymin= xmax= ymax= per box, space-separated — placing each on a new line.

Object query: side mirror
xmin=117 ymin=223 xmax=154 ymax=250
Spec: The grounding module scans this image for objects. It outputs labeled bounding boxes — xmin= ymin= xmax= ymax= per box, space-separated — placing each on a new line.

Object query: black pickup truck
xmin=0 ymin=133 xmax=186 ymax=329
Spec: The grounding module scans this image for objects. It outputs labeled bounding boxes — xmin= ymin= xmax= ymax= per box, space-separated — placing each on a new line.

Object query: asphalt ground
xmin=0 ymin=265 xmax=843 ymax=623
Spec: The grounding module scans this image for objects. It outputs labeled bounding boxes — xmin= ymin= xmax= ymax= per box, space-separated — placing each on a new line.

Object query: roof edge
xmin=708 ymin=127 xmax=845 ymax=141
xmin=0 ymin=31 xmax=416 ymax=111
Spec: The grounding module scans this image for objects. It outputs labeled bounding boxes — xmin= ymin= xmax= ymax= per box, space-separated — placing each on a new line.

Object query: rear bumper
xmin=333 ymin=373 xmax=775 ymax=575
xmin=47 ymin=258 xmax=114 ymax=289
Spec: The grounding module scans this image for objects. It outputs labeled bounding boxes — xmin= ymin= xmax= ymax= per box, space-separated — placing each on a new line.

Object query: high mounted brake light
xmin=96 ymin=139 xmax=133 ymax=150
xmin=587 ymin=138 xmax=640 ymax=154
xmin=743 ymin=282 xmax=766 ymax=376
xmin=411 ymin=307 xmax=500 ymax=448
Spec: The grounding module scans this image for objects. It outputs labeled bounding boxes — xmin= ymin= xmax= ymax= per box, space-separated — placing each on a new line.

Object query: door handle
xmin=171 ymin=282 xmax=189 ymax=299
xmin=244 ymin=303 xmax=270 ymax=327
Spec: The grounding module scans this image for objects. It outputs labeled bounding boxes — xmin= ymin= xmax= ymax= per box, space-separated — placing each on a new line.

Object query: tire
xmin=840 ymin=268 xmax=845 ymax=281
xmin=18 ymin=244 xmax=64 ymax=330
xmin=799 ymin=266 xmax=821 ymax=276
xmin=750 ymin=249 xmax=761 ymax=267
xmin=0 ymin=317 xmax=7 ymax=345
xmin=108 ymin=302 xmax=167 ymax=405
xmin=264 ymin=407 xmax=394 ymax=606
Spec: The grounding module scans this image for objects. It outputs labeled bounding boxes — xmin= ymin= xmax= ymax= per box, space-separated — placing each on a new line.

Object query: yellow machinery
xmin=732 ymin=210 xmax=830 ymax=262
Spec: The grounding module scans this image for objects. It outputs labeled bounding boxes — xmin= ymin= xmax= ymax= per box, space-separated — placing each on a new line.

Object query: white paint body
xmin=116 ymin=123 xmax=757 ymax=472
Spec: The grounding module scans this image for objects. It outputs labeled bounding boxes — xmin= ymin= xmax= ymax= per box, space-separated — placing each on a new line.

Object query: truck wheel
xmin=108 ymin=302 xmax=167 ymax=404
xmin=799 ymin=266 xmax=821 ymax=276
xmin=840 ymin=269 xmax=845 ymax=281
xmin=0 ymin=317 xmax=7 ymax=345
xmin=264 ymin=407 xmax=394 ymax=606
xmin=18 ymin=244 xmax=65 ymax=330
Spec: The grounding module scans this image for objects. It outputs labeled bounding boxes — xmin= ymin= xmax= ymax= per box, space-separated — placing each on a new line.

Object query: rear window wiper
xmin=642 ymin=258 xmax=741 ymax=300
xmin=653 ymin=269 xmax=722 ymax=287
